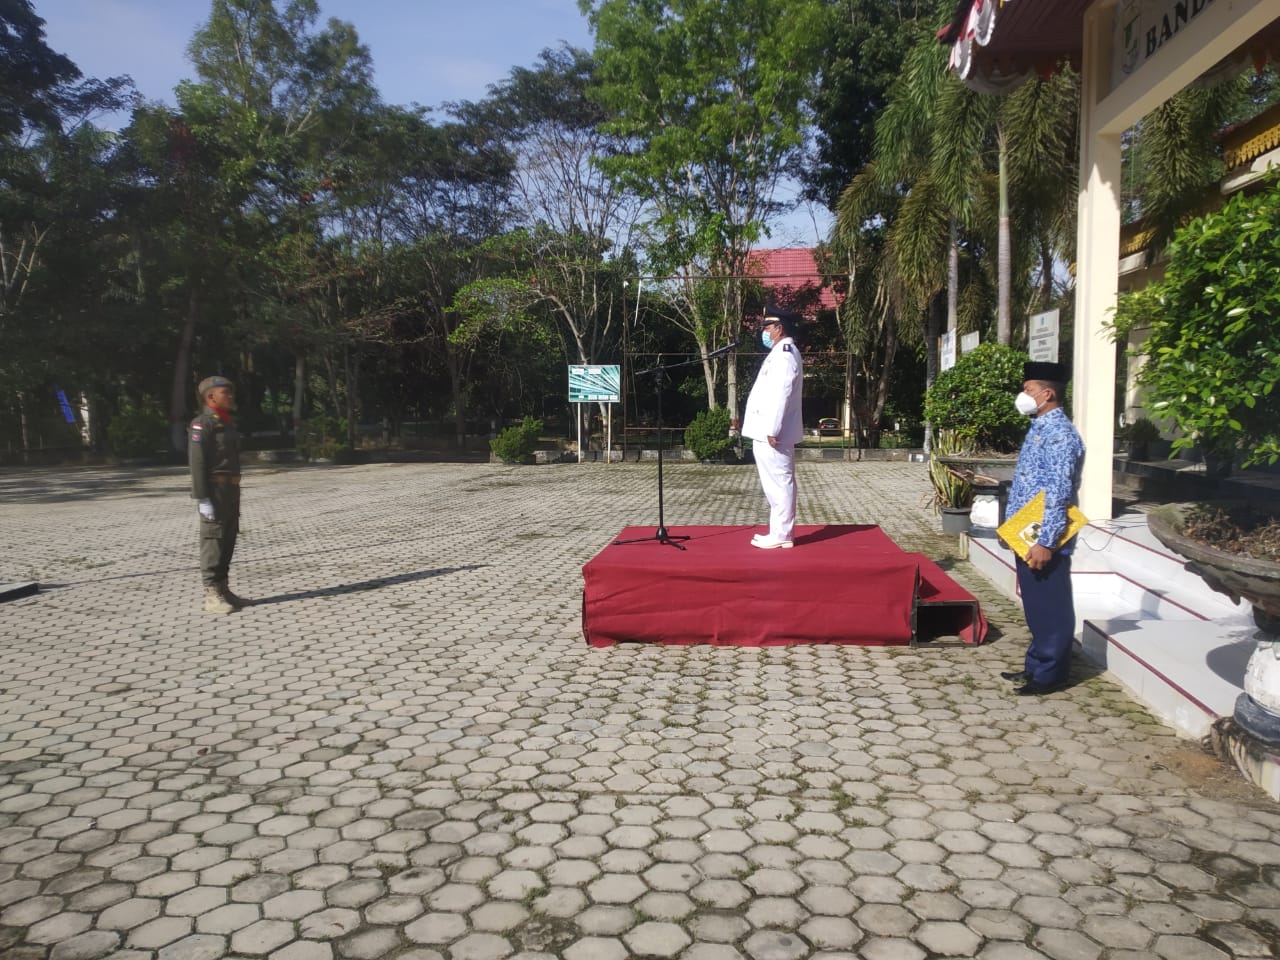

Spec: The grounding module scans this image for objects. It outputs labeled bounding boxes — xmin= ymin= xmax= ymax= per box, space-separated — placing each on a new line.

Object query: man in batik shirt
xmin=1001 ymin=361 xmax=1085 ymax=695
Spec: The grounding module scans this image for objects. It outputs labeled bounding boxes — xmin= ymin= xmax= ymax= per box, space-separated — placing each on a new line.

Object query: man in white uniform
xmin=741 ymin=310 xmax=804 ymax=548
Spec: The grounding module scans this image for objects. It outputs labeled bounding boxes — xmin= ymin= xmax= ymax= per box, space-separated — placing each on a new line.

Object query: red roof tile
xmin=745 ymin=248 xmax=841 ymax=314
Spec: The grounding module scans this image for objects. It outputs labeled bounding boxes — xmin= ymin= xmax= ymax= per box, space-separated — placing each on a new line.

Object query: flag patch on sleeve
xmin=190 ymin=423 xmax=203 ymax=443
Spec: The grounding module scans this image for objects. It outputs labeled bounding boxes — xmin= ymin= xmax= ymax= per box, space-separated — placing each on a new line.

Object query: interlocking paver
xmin=3 ymin=460 xmax=1280 ymax=960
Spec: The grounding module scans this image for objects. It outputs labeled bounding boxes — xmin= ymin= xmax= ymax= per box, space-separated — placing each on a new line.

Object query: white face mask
xmin=1014 ymin=391 xmax=1043 ymax=416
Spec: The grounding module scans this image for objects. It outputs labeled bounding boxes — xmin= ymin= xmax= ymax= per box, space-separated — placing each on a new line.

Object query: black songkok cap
xmin=1023 ymin=361 xmax=1069 ymax=383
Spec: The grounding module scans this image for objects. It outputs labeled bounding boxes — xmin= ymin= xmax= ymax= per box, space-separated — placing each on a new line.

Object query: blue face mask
xmin=761 ymin=330 xmax=774 ymax=349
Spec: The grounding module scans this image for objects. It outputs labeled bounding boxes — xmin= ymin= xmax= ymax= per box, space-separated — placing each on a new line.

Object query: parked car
xmin=817 ymin=417 xmax=840 ymax=434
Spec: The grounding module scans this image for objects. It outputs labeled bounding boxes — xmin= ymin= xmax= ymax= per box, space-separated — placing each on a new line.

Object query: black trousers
xmin=199 ymin=483 xmax=240 ymax=587
xmin=1016 ymin=552 xmax=1075 ymax=686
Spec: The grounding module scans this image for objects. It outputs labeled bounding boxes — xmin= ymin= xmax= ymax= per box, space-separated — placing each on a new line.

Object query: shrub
xmin=878 ymin=432 xmax=914 ymax=449
xmin=491 ymin=416 xmax=542 ymax=463
xmin=1125 ymin=175 xmax=1280 ymax=466
xmin=1119 ymin=416 xmax=1160 ymax=443
xmin=108 ymin=399 xmax=165 ymax=458
xmin=923 ymin=342 xmax=1030 ymax=453
xmin=683 ymin=406 xmax=735 ymax=461
xmin=296 ymin=414 xmax=350 ymax=461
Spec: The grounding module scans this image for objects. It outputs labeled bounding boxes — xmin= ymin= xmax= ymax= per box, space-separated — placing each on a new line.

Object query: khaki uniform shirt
xmin=189 ymin=406 xmax=241 ymax=501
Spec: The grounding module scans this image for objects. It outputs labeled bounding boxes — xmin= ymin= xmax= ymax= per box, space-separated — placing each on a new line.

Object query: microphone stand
xmin=615 ymin=341 xmax=740 ymax=550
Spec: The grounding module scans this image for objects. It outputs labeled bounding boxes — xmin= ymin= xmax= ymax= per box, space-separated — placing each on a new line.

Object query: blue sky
xmin=37 ymin=0 xmax=595 ymax=113
xmin=36 ymin=0 xmax=831 ymax=244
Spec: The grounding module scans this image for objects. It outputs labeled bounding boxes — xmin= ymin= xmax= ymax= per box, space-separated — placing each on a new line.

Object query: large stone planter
xmin=940 ymin=506 xmax=972 ymax=534
xmin=1148 ymin=502 xmax=1280 ymax=743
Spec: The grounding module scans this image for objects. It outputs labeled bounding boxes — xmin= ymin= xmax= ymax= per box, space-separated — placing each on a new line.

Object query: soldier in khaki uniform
xmin=189 ymin=376 xmax=246 ymax=614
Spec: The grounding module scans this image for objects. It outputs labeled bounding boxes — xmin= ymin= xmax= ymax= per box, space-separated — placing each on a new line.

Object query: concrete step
xmin=965 ymin=511 xmax=1264 ymax=748
xmin=967 ymin=514 xmax=1251 ymax=626
xmin=1080 ymin=618 xmax=1260 ymax=739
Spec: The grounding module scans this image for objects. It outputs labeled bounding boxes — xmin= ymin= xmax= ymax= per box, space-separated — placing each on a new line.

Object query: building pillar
xmin=1073 ymin=0 xmax=1279 ymax=520
xmin=1073 ymin=3 xmax=1122 ymax=522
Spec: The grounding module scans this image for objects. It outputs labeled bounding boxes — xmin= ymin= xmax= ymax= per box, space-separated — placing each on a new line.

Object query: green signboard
xmin=568 ymin=365 xmax=620 ymax=403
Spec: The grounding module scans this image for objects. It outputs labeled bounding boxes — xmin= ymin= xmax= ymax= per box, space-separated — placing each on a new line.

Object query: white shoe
xmin=751 ymin=533 xmax=768 ymax=543
xmin=202 ymin=587 xmax=235 ymax=615
xmin=751 ymin=536 xmax=793 ymax=550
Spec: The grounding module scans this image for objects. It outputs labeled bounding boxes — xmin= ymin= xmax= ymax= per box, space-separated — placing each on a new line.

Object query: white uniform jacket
xmin=742 ymin=338 xmax=803 ymax=446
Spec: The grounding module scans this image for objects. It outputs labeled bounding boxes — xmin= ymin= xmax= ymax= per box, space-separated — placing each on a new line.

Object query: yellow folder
xmin=996 ymin=491 xmax=1088 ymax=560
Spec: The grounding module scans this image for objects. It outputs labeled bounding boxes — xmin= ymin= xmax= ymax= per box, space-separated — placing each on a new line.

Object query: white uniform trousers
xmin=754 ymin=440 xmax=797 ymax=541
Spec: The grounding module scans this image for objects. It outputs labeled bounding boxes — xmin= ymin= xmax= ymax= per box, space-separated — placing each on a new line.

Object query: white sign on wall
xmin=960 ymin=331 xmax=980 ymax=355
xmin=1028 ymin=309 xmax=1060 ymax=363
xmin=940 ymin=330 xmax=956 ymax=372
xmin=1112 ymin=0 xmax=1219 ymax=90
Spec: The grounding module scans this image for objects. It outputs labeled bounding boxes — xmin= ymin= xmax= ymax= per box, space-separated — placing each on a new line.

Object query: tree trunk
xmin=947 ymin=221 xmax=959 ymax=333
xmin=343 ymin=346 xmax=357 ymax=450
xmin=923 ymin=291 xmax=946 ymax=455
xmin=725 ymin=278 xmax=743 ymax=426
xmin=78 ymin=391 xmax=92 ymax=449
xmin=168 ymin=292 xmax=198 ymax=453
xmin=17 ymin=393 xmax=30 ymax=464
xmin=292 ymin=354 xmax=305 ymax=437
xmin=842 ymin=351 xmax=854 ymax=445
xmin=698 ymin=338 xmax=716 ymax=408
xmin=448 ymin=344 xmax=466 ymax=448
xmin=997 ymin=127 xmax=1012 ymax=345
xmin=239 ymin=348 xmax=255 ymax=425
xmin=872 ymin=320 xmax=899 ymax=439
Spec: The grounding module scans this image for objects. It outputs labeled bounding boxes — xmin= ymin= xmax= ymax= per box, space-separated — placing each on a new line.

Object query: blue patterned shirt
xmin=1006 ymin=407 xmax=1085 ymax=554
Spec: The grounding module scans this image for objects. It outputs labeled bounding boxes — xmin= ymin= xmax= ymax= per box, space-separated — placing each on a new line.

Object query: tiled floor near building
xmin=1 ymin=459 xmax=1276 ymax=960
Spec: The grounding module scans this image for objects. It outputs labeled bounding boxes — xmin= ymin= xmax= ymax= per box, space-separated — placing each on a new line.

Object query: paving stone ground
xmin=1 ymin=458 xmax=1277 ymax=960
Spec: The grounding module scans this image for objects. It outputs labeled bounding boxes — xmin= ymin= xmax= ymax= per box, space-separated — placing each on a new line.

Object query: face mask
xmin=761 ymin=330 xmax=774 ymax=349
xmin=1014 ymin=391 xmax=1042 ymax=416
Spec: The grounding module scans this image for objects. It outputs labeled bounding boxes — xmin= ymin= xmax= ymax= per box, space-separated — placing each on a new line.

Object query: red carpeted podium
xmin=582 ymin=524 xmax=987 ymax=647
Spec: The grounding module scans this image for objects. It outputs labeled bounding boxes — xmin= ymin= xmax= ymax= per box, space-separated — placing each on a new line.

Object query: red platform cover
xmin=582 ymin=524 xmax=984 ymax=647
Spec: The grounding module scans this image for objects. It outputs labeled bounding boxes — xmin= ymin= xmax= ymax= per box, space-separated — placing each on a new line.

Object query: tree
xmin=386 ymin=105 xmax=519 ymax=446
xmin=0 ymin=0 xmax=130 ymax=138
xmin=839 ymin=21 xmax=1081 ymax=439
xmin=465 ymin=46 xmax=640 ymax=437
xmin=803 ymin=0 xmax=932 ymax=209
xmin=581 ymin=0 xmax=826 ymax=415
xmin=142 ymin=0 xmax=378 ymax=450
xmin=0 ymin=0 xmax=133 ymax=454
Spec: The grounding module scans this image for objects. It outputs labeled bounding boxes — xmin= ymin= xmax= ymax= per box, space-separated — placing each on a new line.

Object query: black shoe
xmin=1015 ymin=681 xmax=1065 ymax=696
xmin=1000 ymin=670 xmax=1028 ymax=682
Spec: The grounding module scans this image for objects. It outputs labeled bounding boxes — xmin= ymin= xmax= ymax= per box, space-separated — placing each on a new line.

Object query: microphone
xmin=706 ymin=339 xmax=742 ymax=360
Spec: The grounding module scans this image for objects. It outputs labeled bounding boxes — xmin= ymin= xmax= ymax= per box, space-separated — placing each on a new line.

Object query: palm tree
xmin=834 ymin=22 xmax=1084 ymax=453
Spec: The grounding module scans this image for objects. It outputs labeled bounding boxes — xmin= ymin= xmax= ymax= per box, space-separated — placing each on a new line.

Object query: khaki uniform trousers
xmin=200 ymin=477 xmax=240 ymax=587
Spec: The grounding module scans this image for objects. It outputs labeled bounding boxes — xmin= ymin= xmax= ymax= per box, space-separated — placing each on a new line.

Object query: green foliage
xmin=923 ymin=342 xmax=1029 ymax=452
xmin=584 ymin=0 xmax=827 ymax=369
xmin=107 ymin=399 xmax=165 ymax=458
xmin=1108 ymin=283 xmax=1162 ymax=343
xmin=1119 ymin=416 xmax=1160 ymax=443
xmin=804 ymin=4 xmax=934 ymax=207
xmin=926 ymin=429 xmax=974 ymax=511
xmin=1135 ymin=177 xmax=1280 ymax=466
xmin=877 ymin=432 xmax=914 ymax=449
xmin=491 ymin=416 xmax=543 ymax=463
xmin=296 ymin=414 xmax=350 ymax=461
xmin=684 ymin=406 xmax=734 ymax=461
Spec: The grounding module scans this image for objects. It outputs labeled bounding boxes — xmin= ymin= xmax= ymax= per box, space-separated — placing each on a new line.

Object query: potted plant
xmin=1114 ymin=175 xmax=1280 ymax=750
xmin=926 ymin=429 xmax=976 ymax=533
xmin=923 ymin=342 xmax=1031 ymax=457
xmin=1111 ymin=175 xmax=1280 ymax=479
xmin=1118 ymin=416 xmax=1161 ymax=461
